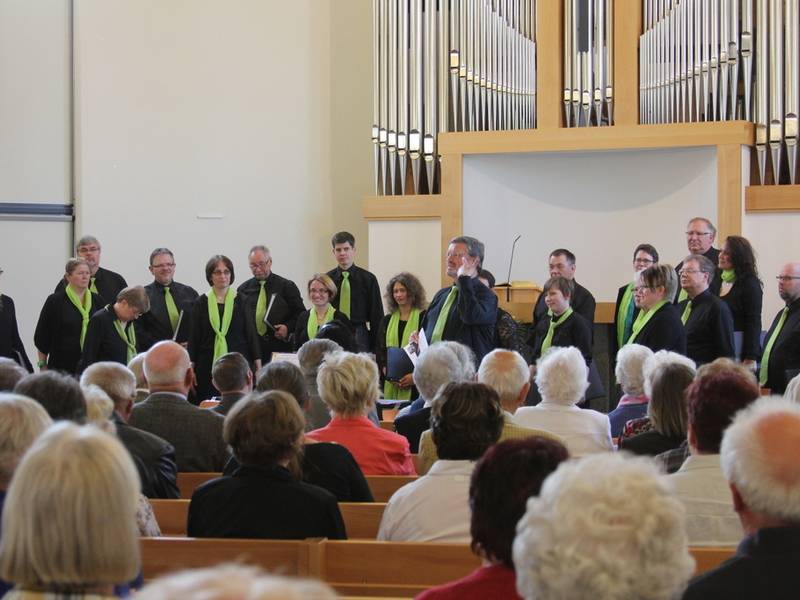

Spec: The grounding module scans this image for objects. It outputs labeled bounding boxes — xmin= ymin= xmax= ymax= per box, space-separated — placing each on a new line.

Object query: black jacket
xmin=533 ymin=280 xmax=596 ymax=327
xmin=0 ymin=295 xmax=33 ymax=372
xmin=188 ymin=464 xmax=347 ymax=539
xmin=326 ymin=264 xmax=384 ymax=350
xmin=393 ymin=406 xmax=432 ymax=454
xmin=628 ymin=303 xmax=687 ymax=354
xmin=529 ymin=310 xmax=593 ymax=365
xmin=237 ymin=273 xmax=306 ymax=358
xmin=680 ymin=290 xmax=736 ymax=365
xmin=34 ymin=290 xmax=103 ymax=374
xmin=760 ymin=298 xmax=800 ymax=394
xmin=136 ymin=280 xmax=199 ymax=349
xmin=79 ymin=304 xmax=137 ymax=371
xmin=112 ymin=412 xmax=179 ymax=499
xmin=719 ymin=273 xmax=763 ymax=361
xmin=55 ymin=266 xmax=127 ymax=306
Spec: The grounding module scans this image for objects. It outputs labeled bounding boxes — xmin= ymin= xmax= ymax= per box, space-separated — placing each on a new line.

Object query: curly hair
xmin=383 ymin=272 xmax=427 ymax=313
xmin=723 ymin=235 xmax=760 ymax=281
xmin=513 ymin=453 xmax=695 ymax=600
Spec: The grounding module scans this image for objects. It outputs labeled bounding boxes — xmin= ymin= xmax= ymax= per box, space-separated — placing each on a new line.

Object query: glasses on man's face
xmin=633 ymin=258 xmax=654 ymax=265
xmin=78 ymin=246 xmax=100 ymax=253
xmin=152 ymin=263 xmax=175 ymax=270
xmin=776 ymin=275 xmax=800 ymax=282
xmin=249 ymin=262 xmax=269 ymax=269
xmin=685 ymin=231 xmax=712 ymax=237
xmin=678 ymin=269 xmax=702 ymax=275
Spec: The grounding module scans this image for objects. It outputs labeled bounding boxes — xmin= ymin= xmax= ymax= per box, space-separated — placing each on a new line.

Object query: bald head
xmin=778 ymin=262 xmax=800 ymax=304
xmin=721 ymin=397 xmax=800 ymax=528
xmin=478 ymin=349 xmax=530 ymax=412
xmin=144 ymin=341 xmax=192 ymax=393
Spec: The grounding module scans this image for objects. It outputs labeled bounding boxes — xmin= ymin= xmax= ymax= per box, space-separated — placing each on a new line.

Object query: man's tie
xmin=255 ymin=280 xmax=268 ymax=336
xmin=89 ymin=277 xmax=98 ymax=294
xmin=759 ymin=307 xmax=789 ymax=386
xmin=431 ymin=286 xmax=458 ymax=343
xmin=680 ymin=301 xmax=692 ymax=325
xmin=340 ymin=271 xmax=351 ymax=318
xmin=164 ymin=286 xmax=180 ymax=332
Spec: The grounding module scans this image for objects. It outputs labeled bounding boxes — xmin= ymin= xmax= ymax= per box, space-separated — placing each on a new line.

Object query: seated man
xmin=513 ymin=453 xmax=695 ymax=600
xmin=668 ymin=360 xmax=759 ymax=545
xmin=130 ymin=341 xmax=229 ymax=472
xmin=378 ymin=382 xmax=504 ymax=542
xmin=683 ymin=397 xmax=800 ymax=599
xmin=210 ymin=352 xmax=253 ymax=416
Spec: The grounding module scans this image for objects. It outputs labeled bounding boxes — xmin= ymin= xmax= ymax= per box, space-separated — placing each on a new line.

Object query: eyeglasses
xmin=633 ymin=258 xmax=654 ymax=265
xmin=678 ymin=269 xmax=702 ymax=275
xmin=78 ymin=245 xmax=101 ymax=253
xmin=685 ymin=231 xmax=712 ymax=237
xmin=151 ymin=262 xmax=175 ymax=269
xmin=212 ymin=269 xmax=231 ymax=276
xmin=249 ymin=262 xmax=269 ymax=269
xmin=633 ymin=286 xmax=654 ymax=293
xmin=776 ymin=275 xmax=800 ymax=282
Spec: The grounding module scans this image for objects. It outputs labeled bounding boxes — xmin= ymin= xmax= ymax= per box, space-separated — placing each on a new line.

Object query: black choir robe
xmin=719 ymin=273 xmax=763 ymax=361
xmin=237 ymin=273 xmax=305 ymax=361
xmin=292 ymin=308 xmax=353 ymax=351
xmin=532 ymin=280 xmax=596 ymax=328
xmin=628 ymin=302 xmax=687 ymax=355
xmin=760 ymin=297 xmax=800 ymax=394
xmin=188 ymin=293 xmax=261 ymax=402
xmin=136 ymin=280 xmax=199 ymax=350
xmin=34 ymin=290 xmax=102 ymax=374
xmin=79 ymin=304 xmax=138 ymax=371
xmin=0 ymin=295 xmax=33 ymax=372
xmin=679 ymin=289 xmax=736 ymax=365
xmin=529 ymin=309 xmax=593 ymax=365
xmin=326 ymin=264 xmax=384 ymax=351
xmin=54 ymin=266 xmax=127 ymax=306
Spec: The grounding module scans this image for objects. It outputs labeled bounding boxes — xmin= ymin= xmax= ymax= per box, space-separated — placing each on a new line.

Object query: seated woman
xmin=417 ymin=437 xmax=569 ymax=599
xmin=293 ymin=273 xmax=353 ymax=350
xmin=0 ymin=422 xmax=141 ymax=599
xmin=223 ymin=360 xmax=373 ymax=502
xmin=375 ymin=272 xmax=427 ymax=400
xmin=514 ymin=346 xmax=613 ymax=456
xmin=528 ymin=276 xmax=592 ymax=365
xmin=618 ymin=351 xmax=696 ymax=456
xmin=307 ymin=351 xmax=416 ymax=475
xmin=188 ymin=390 xmax=346 ymax=540
xmin=627 ymin=263 xmax=686 ymax=353
xmin=607 ymin=344 xmax=654 ymax=437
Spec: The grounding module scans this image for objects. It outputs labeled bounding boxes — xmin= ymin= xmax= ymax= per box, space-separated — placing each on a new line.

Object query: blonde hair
xmin=82 ymin=384 xmax=116 ymax=434
xmin=317 ymin=351 xmax=378 ymax=417
xmin=0 ymin=394 xmax=52 ymax=486
xmin=0 ymin=422 xmax=140 ymax=586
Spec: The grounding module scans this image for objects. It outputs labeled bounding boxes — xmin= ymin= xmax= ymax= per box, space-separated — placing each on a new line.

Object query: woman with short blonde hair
xmin=308 ymin=351 xmax=416 ymax=475
xmin=292 ymin=274 xmax=353 ymax=351
xmin=0 ymin=423 xmax=140 ymax=598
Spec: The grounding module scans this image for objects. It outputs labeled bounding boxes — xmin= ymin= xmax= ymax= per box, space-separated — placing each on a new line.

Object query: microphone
xmin=497 ymin=235 xmax=522 ymax=303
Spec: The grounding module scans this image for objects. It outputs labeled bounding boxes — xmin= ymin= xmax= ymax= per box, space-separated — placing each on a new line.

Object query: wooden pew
xmin=318 ymin=540 xmax=480 ymax=597
xmin=176 ymin=472 xmax=220 ymax=499
xmin=365 ymin=475 xmax=416 ymax=502
xmin=151 ymin=499 xmax=387 ymax=539
xmin=690 ymin=546 xmax=736 ymax=576
xmin=140 ymin=536 xmax=316 ymax=580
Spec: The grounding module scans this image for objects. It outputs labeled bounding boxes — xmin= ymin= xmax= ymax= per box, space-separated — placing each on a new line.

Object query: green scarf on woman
xmin=65 ymin=285 xmax=93 ymax=349
xmin=307 ymin=305 xmax=336 ymax=341
xmin=208 ymin=287 xmax=236 ymax=362
xmin=627 ymin=300 xmax=668 ymax=344
xmin=383 ymin=308 xmax=421 ymax=400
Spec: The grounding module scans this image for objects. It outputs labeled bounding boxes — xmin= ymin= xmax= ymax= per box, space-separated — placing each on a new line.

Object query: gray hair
xmin=296 ymin=338 xmax=342 ymax=376
xmin=76 ymin=235 xmax=100 ymax=250
xmin=681 ymin=253 xmax=716 ymax=276
xmin=614 ymin=344 xmax=654 ymax=397
xmin=535 ymin=346 xmax=589 ymax=406
xmin=478 ymin=349 xmax=530 ymax=408
xmin=0 ymin=358 xmax=28 ymax=393
xmin=440 ymin=341 xmax=477 ymax=380
xmin=513 ymin=453 xmax=694 ymax=600
xmin=128 ymin=353 xmax=148 ymax=389
xmin=450 ymin=235 xmax=485 ymax=266
xmin=414 ymin=344 xmax=467 ymax=402
xmin=0 ymin=394 xmax=52 ymax=486
xmin=249 ymin=245 xmax=271 ymax=257
xmin=80 ymin=362 xmax=136 ymax=409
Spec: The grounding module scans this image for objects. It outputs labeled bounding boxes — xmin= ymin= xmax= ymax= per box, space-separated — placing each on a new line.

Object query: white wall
xmin=463 ymin=147 xmax=718 ymax=301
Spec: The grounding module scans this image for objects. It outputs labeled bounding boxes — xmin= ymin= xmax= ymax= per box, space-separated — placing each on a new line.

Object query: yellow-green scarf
xmin=307 ymin=305 xmax=336 ymax=340
xmin=383 ymin=309 xmax=421 ymax=400
xmin=627 ymin=300 xmax=668 ymax=344
xmin=65 ymin=285 xmax=93 ymax=349
xmin=208 ymin=288 xmax=235 ymax=362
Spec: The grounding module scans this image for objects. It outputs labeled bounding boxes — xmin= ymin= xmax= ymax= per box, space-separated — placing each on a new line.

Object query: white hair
xmin=478 ymin=349 xmax=530 ymax=408
xmin=721 ymin=396 xmax=800 ymax=523
xmin=80 ymin=362 xmax=136 ymax=408
xmin=127 ymin=353 xmax=148 ymax=389
xmin=136 ymin=564 xmax=336 ymax=600
xmin=0 ymin=394 xmax=53 ymax=486
xmin=615 ymin=344 xmax=654 ymax=396
xmin=413 ymin=344 xmax=466 ymax=401
xmin=535 ymin=346 xmax=589 ymax=406
xmin=784 ymin=373 xmax=800 ymax=404
xmin=513 ymin=453 xmax=694 ymax=600
xmin=642 ymin=350 xmax=696 ymax=398
xmin=439 ymin=341 xmax=477 ymax=380
xmin=81 ymin=385 xmax=116 ymax=435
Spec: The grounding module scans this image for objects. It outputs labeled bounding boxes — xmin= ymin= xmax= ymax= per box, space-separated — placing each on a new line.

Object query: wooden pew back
xmin=690 ymin=546 xmax=736 ymax=575
xmin=365 ymin=475 xmax=416 ymax=502
xmin=176 ymin=472 xmax=220 ymax=499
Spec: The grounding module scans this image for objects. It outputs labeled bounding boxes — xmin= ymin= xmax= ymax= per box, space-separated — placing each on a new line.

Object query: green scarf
xmin=721 ymin=269 xmax=737 ymax=283
xmin=616 ymin=283 xmax=635 ymax=348
xmin=383 ymin=309 xmax=421 ymax=400
xmin=541 ymin=307 xmax=573 ymax=356
xmin=207 ymin=288 xmax=235 ymax=362
xmin=627 ymin=300 xmax=668 ymax=344
xmin=113 ymin=313 xmax=137 ymax=363
xmin=307 ymin=305 xmax=336 ymax=340
xmin=65 ymin=285 xmax=93 ymax=349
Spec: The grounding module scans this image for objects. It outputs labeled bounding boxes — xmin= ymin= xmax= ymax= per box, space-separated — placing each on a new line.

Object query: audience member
xmin=80 ymin=361 xmax=179 ymax=499
xmin=618 ymin=351 xmax=696 ymax=456
xmin=0 ymin=358 xmax=27 ymax=392
xmin=607 ymin=344 xmax=653 ymax=437
xmin=0 ymin=423 xmax=141 ymax=599
xmin=188 ymin=390 xmax=346 ymax=540
xmin=418 ymin=437 xmax=569 ymax=600
xmin=684 ymin=397 xmax=800 ymax=599
xmin=378 ymin=382 xmax=503 ymax=542
xmin=136 ymin=564 xmax=336 ymax=600
xmin=668 ymin=362 xmax=759 ymax=545
xmin=130 ymin=341 xmax=229 ymax=472
xmin=307 ymin=351 xmax=415 ymax=475
xmin=513 ymin=453 xmax=695 ymax=600
xmin=296 ymin=338 xmax=342 ymax=429
xmin=14 ymin=370 xmax=87 ymax=423
xmin=514 ymin=347 xmax=612 ymax=456
xmin=210 ymin=352 xmax=253 ymax=415
xmin=128 ymin=352 xmax=149 ymax=403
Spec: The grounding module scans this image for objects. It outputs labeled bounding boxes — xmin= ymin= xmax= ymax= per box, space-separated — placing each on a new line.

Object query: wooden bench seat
xmin=151 ymin=499 xmax=387 ymax=539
